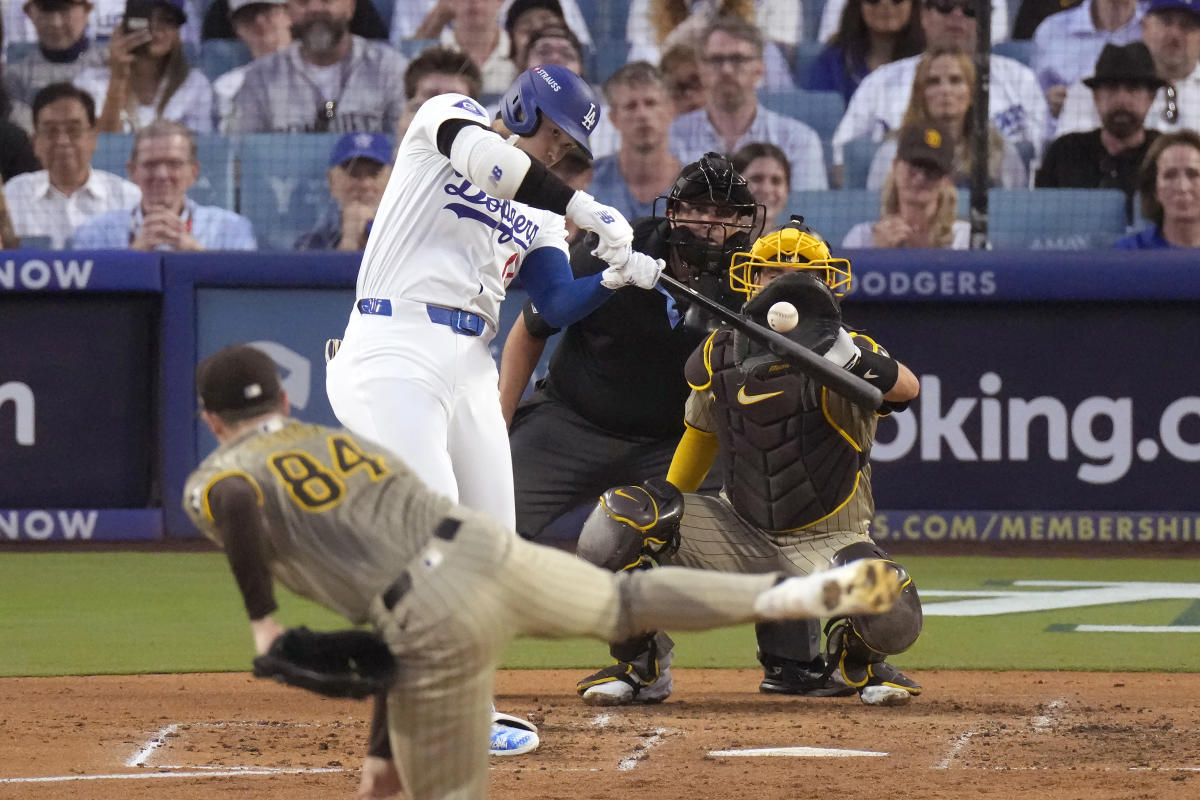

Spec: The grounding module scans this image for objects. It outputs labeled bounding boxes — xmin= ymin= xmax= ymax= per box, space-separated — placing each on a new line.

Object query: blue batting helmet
xmin=500 ymin=64 xmax=601 ymax=158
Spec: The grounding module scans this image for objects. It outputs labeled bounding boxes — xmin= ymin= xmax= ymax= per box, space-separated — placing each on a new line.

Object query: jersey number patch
xmin=268 ymin=435 xmax=389 ymax=512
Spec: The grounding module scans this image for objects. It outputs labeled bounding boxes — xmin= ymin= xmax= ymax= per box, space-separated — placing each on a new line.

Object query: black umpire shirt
xmin=522 ymin=216 xmax=712 ymax=438
xmin=1035 ymin=128 xmax=1158 ymax=223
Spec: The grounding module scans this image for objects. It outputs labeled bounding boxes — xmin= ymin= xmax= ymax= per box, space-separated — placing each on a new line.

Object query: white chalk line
xmin=126 ymin=722 xmax=180 ymax=767
xmin=617 ymin=727 xmax=676 ymax=771
xmin=0 ymin=767 xmax=345 ymax=785
xmin=935 ymin=728 xmax=979 ymax=770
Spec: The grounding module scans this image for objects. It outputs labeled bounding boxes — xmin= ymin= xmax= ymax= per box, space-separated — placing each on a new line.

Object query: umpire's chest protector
xmin=688 ymin=330 xmax=868 ymax=533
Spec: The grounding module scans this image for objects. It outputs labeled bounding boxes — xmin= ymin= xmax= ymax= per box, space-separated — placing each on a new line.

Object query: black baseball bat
xmin=657 ymin=273 xmax=883 ymax=411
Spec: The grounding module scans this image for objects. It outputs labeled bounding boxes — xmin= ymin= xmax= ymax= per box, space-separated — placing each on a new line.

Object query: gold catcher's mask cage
xmin=729 ymin=224 xmax=851 ymax=300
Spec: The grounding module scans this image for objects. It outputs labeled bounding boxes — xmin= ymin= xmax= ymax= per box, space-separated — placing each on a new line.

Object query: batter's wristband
xmin=848 ymin=348 xmax=899 ymax=393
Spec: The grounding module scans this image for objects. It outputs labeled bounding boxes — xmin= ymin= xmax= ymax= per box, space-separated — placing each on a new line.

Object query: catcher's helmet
xmin=655 ymin=152 xmax=764 ymax=302
xmin=729 ymin=217 xmax=851 ymax=300
xmin=500 ymin=64 xmax=601 ymax=157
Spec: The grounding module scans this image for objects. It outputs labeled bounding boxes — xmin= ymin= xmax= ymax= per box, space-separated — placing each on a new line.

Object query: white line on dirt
xmin=708 ymin=747 xmax=887 ymax=758
xmin=935 ymin=728 xmax=979 ymax=770
xmin=617 ymin=727 xmax=674 ymax=771
xmin=591 ymin=713 xmax=612 ymax=727
xmin=126 ymin=723 xmax=180 ymax=767
xmin=0 ymin=767 xmax=344 ymax=785
xmin=1032 ymin=698 xmax=1067 ymax=733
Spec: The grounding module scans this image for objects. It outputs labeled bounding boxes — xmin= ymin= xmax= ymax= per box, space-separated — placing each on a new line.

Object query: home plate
xmin=708 ymin=747 xmax=888 ymax=758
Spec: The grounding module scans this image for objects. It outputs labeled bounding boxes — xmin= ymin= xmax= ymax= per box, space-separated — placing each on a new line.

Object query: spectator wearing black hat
xmin=73 ymin=0 xmax=212 ymax=132
xmin=843 ymin=123 xmax=969 ymax=249
xmin=389 ymin=0 xmax=592 ymax=52
xmin=1037 ymin=42 xmax=1164 ymax=222
xmin=5 ymin=0 xmax=109 ymax=111
xmin=211 ymin=0 xmax=291 ymax=130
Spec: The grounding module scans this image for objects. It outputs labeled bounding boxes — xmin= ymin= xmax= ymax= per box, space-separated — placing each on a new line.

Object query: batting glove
xmin=824 ymin=328 xmax=862 ymax=370
xmin=566 ymin=190 xmax=633 ymax=255
xmin=600 ymin=250 xmax=666 ymax=290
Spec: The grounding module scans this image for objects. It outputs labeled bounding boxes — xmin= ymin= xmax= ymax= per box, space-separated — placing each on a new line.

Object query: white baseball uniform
xmin=326 ymin=93 xmax=569 ymax=530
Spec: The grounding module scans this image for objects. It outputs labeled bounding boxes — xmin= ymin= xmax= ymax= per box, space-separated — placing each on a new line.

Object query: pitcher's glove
xmin=252 ymin=626 xmax=396 ymax=699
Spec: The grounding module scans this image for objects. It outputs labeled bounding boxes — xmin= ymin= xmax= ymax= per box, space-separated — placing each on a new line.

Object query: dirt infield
xmin=2 ymin=670 xmax=1197 ymax=799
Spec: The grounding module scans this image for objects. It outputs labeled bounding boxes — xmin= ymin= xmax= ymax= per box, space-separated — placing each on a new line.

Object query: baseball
xmin=767 ymin=301 xmax=799 ymax=333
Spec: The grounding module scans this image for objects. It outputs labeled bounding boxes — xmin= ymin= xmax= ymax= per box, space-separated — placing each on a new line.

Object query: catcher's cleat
xmin=758 ymin=654 xmax=856 ymax=697
xmin=324 ymin=338 xmax=342 ymax=363
xmin=834 ymin=659 xmax=922 ymax=707
xmin=753 ymin=559 xmax=901 ymax=621
xmin=577 ymin=653 xmax=673 ymax=707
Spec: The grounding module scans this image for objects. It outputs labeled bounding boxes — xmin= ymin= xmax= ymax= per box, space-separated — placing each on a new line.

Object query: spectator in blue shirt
xmin=72 ymin=118 xmax=255 ymax=249
xmin=804 ymin=0 xmax=925 ymax=103
xmin=587 ymin=61 xmax=681 ymax=224
xmin=1115 ymin=128 xmax=1200 ymax=247
xmin=295 ymin=131 xmax=393 ymax=251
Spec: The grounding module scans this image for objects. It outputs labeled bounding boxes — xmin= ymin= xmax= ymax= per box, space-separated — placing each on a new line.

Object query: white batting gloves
xmin=600 ymin=250 xmax=665 ymax=290
xmin=824 ymin=328 xmax=862 ymax=370
xmin=566 ymin=190 xmax=633 ymax=256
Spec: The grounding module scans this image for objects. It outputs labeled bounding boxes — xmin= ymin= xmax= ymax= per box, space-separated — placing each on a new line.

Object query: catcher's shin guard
xmin=576 ymin=633 xmax=674 ymax=706
xmin=576 ymin=478 xmax=684 ymax=572
xmin=824 ymin=543 xmax=923 ymax=705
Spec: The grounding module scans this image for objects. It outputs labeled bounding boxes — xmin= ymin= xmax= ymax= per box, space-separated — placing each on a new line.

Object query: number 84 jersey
xmin=182 ymin=416 xmax=454 ymax=622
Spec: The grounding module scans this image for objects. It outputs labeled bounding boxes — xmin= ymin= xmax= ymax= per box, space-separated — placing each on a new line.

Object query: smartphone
xmin=123 ymin=0 xmax=153 ymax=33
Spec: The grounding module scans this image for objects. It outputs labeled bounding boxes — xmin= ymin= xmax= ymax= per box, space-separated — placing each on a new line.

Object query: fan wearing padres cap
xmin=186 ymin=343 xmax=902 ymax=800
xmin=574 ymin=222 xmax=926 ymax=708
xmin=842 ymin=123 xmax=970 ymax=249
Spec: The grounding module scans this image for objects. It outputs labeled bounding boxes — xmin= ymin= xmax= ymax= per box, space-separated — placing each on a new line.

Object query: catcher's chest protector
xmin=701 ymin=330 xmax=865 ymax=532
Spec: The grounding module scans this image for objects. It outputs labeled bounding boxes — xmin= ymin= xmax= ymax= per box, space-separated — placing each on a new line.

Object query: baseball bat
xmin=657 ymin=273 xmax=884 ymax=411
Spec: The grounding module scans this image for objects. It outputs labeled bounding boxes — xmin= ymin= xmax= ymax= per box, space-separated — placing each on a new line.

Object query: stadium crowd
xmin=1 ymin=0 xmax=1199 ymax=250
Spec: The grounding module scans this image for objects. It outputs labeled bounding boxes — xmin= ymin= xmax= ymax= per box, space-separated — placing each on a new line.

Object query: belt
xmin=380 ymin=519 xmax=462 ymax=611
xmin=355 ymin=298 xmax=486 ymax=337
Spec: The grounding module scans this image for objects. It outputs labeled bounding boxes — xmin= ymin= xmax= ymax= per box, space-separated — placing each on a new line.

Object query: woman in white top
xmin=866 ymin=47 xmax=1028 ymax=191
xmin=844 ymin=123 xmax=970 ymax=249
xmin=74 ymin=0 xmax=212 ymax=133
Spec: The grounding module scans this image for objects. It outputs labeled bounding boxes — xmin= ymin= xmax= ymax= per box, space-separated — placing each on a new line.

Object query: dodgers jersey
xmin=356 ymin=93 xmax=569 ymax=331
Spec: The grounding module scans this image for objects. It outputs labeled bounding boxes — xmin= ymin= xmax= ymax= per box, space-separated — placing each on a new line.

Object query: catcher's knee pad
xmin=576 ymin=478 xmax=684 ymax=572
xmin=826 ymin=542 xmax=923 ymax=660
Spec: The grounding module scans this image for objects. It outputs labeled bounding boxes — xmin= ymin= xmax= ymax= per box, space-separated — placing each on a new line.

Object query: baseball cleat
xmin=489 ymin=712 xmax=539 ymax=756
xmin=577 ymin=652 xmax=673 ymax=706
xmin=754 ymin=559 xmax=901 ymax=620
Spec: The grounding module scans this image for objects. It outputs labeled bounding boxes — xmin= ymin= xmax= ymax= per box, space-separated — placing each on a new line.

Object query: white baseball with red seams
xmin=766 ymin=301 xmax=799 ymax=333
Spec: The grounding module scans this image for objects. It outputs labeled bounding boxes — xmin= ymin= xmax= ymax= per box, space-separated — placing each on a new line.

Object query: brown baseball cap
xmin=895 ymin=124 xmax=954 ymax=176
xmin=196 ymin=344 xmax=282 ymax=415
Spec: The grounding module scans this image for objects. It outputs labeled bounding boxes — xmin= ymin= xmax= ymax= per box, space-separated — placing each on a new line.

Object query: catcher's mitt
xmin=743 ymin=271 xmax=843 ymax=354
xmin=252 ymin=626 xmax=397 ymax=699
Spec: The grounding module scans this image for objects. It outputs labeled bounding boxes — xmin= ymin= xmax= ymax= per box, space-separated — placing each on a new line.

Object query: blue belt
xmin=356 ymin=298 xmax=486 ymax=337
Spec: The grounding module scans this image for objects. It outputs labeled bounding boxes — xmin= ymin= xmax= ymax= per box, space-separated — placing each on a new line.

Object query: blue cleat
xmin=490 ymin=711 xmax=539 ymax=756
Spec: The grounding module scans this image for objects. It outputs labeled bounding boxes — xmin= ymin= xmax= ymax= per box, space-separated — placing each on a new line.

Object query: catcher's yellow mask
xmin=729 ymin=226 xmax=851 ymax=300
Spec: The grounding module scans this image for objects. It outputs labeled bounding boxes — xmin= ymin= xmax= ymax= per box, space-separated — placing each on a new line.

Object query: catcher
xmin=184 ymin=343 xmax=903 ymax=800
xmin=575 ymin=220 xmax=926 ymax=707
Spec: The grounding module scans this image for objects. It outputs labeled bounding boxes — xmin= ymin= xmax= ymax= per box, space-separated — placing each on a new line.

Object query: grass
xmin=1 ymin=553 xmax=1197 ymax=677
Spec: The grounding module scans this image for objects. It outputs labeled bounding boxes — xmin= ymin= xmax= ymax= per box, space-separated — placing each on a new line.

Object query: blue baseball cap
xmin=328 ymin=132 xmax=394 ymax=168
xmin=1146 ymin=0 xmax=1200 ymax=20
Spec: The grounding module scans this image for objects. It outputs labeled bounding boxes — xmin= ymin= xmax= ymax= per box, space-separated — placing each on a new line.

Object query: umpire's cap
xmin=196 ymin=344 xmax=283 ymax=415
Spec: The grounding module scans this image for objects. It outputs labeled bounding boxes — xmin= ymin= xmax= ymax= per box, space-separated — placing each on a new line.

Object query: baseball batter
xmin=575 ymin=223 xmax=927 ymax=707
xmin=326 ymin=64 xmax=662 ymax=532
xmin=185 ymin=344 xmax=901 ymax=800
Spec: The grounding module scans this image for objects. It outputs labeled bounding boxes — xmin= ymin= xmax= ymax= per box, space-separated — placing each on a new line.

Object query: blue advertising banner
xmin=0 ymin=295 xmax=158 ymax=507
xmin=846 ymin=302 xmax=1200 ymax=511
xmin=0 ymin=509 xmax=161 ymax=542
xmin=0 ymin=251 xmax=159 ymax=292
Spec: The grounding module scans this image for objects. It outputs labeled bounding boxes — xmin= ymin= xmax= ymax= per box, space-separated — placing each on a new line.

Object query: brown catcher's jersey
xmin=183 ymin=417 xmax=456 ymax=623
xmin=683 ymin=329 xmax=887 ymax=535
